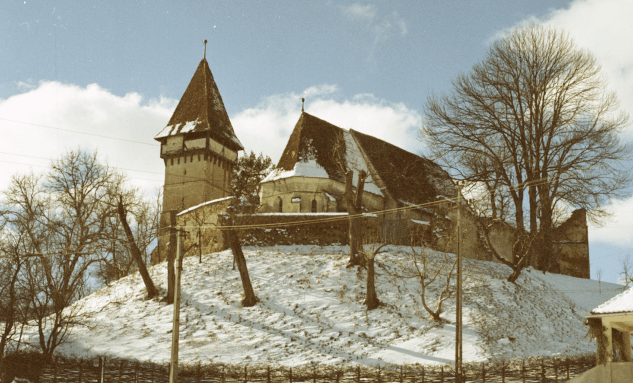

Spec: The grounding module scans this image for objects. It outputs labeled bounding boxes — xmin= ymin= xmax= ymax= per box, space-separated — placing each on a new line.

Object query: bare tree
xmin=95 ymin=216 xmax=133 ymax=285
xmin=344 ymin=170 xmax=368 ymax=267
xmin=95 ymin=188 xmax=160 ymax=287
xmin=221 ymin=205 xmax=258 ymax=307
xmin=477 ymin=218 xmax=536 ymax=283
xmin=423 ymin=24 xmax=632 ymax=274
xmin=596 ymin=267 xmax=604 ymax=293
xmin=619 ymin=254 xmax=633 ymax=287
xmin=0 ymin=233 xmax=26 ymax=363
xmin=411 ymin=246 xmax=458 ymax=322
xmin=1 ymin=150 xmax=118 ymax=359
xmin=116 ymin=195 xmax=159 ymax=299
xmin=363 ymin=243 xmax=386 ymax=310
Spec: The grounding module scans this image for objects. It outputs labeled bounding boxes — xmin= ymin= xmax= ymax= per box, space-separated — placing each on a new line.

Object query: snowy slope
xmin=21 ymin=245 xmax=623 ymax=367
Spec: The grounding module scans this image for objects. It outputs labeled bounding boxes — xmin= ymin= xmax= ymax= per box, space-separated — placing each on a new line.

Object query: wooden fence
xmin=9 ymin=354 xmax=596 ymax=383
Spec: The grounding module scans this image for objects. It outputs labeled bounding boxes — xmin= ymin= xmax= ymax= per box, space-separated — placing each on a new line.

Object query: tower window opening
xmin=311 ymin=199 xmax=317 ymax=213
xmin=184 ymin=169 xmax=187 ymax=175
xmin=277 ymin=197 xmax=283 ymax=212
xmin=171 ymin=158 xmax=174 ymax=166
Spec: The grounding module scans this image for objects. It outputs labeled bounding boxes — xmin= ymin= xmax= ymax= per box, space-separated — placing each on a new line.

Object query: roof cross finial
xmin=301 ymin=98 xmax=305 ymax=112
xmin=203 ymin=39 xmax=207 ymax=59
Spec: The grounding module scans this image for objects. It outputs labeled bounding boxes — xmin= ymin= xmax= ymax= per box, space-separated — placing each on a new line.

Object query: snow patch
xmin=177 ymin=196 xmax=234 ymax=216
xmin=155 ymin=119 xmax=201 ymax=139
xmin=262 ymin=159 xmax=330 ymax=182
xmin=20 ymin=245 xmax=623 ymax=367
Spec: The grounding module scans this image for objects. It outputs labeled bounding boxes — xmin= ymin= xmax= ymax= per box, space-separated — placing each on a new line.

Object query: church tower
xmin=154 ymin=48 xmax=243 ymax=242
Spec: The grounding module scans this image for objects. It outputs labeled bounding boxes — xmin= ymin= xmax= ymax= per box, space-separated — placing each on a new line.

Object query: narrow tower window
xmin=311 ymin=199 xmax=317 ymax=213
xmin=277 ymin=197 xmax=283 ymax=213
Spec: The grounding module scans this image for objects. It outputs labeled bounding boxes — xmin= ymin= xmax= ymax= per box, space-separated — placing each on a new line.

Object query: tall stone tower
xmin=154 ymin=53 xmax=243 ymax=251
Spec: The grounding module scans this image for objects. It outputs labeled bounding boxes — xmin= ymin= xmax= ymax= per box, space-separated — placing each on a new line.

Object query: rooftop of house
xmin=154 ymin=58 xmax=243 ymax=152
xmin=591 ymin=286 xmax=633 ymax=316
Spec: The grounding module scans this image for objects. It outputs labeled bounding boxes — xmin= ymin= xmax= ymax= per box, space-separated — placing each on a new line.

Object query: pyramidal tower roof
xmin=155 ymin=58 xmax=243 ymax=152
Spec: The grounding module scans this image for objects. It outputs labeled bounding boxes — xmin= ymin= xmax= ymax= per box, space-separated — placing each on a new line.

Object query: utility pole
xmin=167 ymin=210 xmax=177 ymax=303
xmin=198 ymin=226 xmax=202 ymax=264
xmin=169 ymin=229 xmax=184 ymax=383
xmin=455 ymin=183 xmax=463 ymax=383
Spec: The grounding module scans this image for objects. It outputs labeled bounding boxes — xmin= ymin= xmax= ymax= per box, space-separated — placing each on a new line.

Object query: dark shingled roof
xmin=276 ymin=112 xmax=346 ymax=182
xmin=154 ymin=58 xmax=243 ymax=152
xmin=350 ymin=130 xmax=457 ymax=203
xmin=274 ymin=112 xmax=455 ymax=205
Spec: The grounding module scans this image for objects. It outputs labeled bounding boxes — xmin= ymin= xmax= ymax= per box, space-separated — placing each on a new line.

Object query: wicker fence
xmin=5 ymin=353 xmax=596 ymax=383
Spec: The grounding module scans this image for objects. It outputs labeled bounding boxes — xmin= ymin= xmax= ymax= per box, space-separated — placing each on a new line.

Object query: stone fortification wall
xmin=406 ymin=200 xmax=590 ymax=279
xmin=176 ymin=207 xmax=380 ymax=257
xmin=553 ymin=209 xmax=590 ymax=279
xmin=176 ymin=197 xmax=235 ymax=258
xmin=173 ymin=195 xmax=589 ymax=279
xmin=236 ymin=213 xmax=379 ymax=247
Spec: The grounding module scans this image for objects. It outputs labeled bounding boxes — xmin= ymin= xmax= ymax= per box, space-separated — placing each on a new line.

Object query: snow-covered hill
xmin=22 ymin=245 xmax=623 ymax=367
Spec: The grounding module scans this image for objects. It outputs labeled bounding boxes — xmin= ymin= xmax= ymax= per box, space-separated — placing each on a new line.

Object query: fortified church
xmin=154 ymin=51 xmax=591 ymax=280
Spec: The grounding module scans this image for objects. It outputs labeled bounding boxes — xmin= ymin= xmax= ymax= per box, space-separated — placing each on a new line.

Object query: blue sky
xmin=2 ymin=0 xmax=633 ymax=283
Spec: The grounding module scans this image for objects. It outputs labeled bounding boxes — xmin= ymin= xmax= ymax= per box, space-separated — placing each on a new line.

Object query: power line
xmin=0 ymin=117 xmax=159 ymax=147
xmin=0 ymin=149 xmax=235 ymax=186
xmin=171 ymin=197 xmax=459 ymax=232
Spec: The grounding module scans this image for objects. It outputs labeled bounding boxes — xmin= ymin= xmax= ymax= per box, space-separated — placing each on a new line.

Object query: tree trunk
xmin=539 ymin=198 xmax=555 ymax=272
xmin=167 ymin=210 xmax=177 ymax=304
xmin=222 ymin=212 xmax=258 ymax=307
xmin=0 ymin=258 xmax=20 ymax=360
xmin=198 ymin=228 xmax=202 ymax=264
xmin=348 ymin=213 xmax=363 ymax=267
xmin=364 ymin=255 xmax=379 ymax=310
xmin=527 ymin=184 xmax=540 ymax=269
xmin=117 ymin=198 xmax=159 ymax=300
xmin=344 ymin=170 xmax=367 ymax=267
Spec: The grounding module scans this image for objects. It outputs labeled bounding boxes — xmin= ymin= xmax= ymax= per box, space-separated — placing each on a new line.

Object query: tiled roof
xmin=266 ymin=112 xmax=455 ymax=204
xmin=591 ymin=286 xmax=633 ymax=315
xmin=276 ymin=112 xmax=346 ymax=182
xmin=155 ymin=59 xmax=243 ymax=152
xmin=350 ymin=130 xmax=457 ymax=203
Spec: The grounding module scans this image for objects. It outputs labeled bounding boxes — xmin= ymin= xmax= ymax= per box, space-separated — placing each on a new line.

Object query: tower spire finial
xmin=203 ymin=39 xmax=207 ymax=59
xmin=301 ymin=98 xmax=305 ymax=112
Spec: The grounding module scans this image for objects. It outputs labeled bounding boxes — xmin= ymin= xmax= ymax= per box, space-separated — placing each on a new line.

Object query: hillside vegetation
xmin=20 ymin=245 xmax=622 ymax=367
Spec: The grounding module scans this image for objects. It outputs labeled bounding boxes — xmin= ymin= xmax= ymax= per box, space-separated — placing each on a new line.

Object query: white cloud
xmin=342 ymin=3 xmax=376 ymax=21
xmin=339 ymin=3 xmax=407 ymax=42
xmin=0 ymin=81 xmax=422 ymax=203
xmin=231 ymin=85 xmax=422 ymax=163
xmin=15 ymin=80 xmax=36 ymax=91
xmin=589 ymin=198 xmax=633 ymax=248
xmin=0 ymin=81 xmax=176 ymax=196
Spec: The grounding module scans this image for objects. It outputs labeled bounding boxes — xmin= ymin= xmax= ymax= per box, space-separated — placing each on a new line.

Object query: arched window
xmin=311 ymin=199 xmax=317 ymax=213
xmin=277 ymin=197 xmax=283 ymax=212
